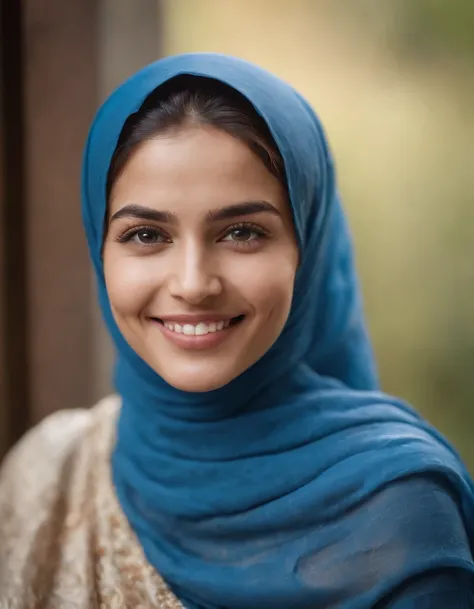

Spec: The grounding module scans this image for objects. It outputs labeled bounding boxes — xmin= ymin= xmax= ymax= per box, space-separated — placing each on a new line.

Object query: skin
xmin=103 ymin=123 xmax=299 ymax=392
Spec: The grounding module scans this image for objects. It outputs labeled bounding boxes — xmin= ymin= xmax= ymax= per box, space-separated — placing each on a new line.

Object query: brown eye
xmin=229 ymin=227 xmax=255 ymax=242
xmin=222 ymin=224 xmax=265 ymax=243
xmin=135 ymin=229 xmax=163 ymax=244
xmin=220 ymin=222 xmax=268 ymax=250
xmin=117 ymin=226 xmax=169 ymax=246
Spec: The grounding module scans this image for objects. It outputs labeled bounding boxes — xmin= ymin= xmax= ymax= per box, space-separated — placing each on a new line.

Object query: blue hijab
xmin=82 ymin=54 xmax=474 ymax=608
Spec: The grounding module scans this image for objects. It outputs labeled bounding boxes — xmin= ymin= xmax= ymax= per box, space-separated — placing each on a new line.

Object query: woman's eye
xmin=130 ymin=228 xmax=167 ymax=245
xmin=116 ymin=227 xmax=169 ymax=247
xmin=222 ymin=227 xmax=260 ymax=243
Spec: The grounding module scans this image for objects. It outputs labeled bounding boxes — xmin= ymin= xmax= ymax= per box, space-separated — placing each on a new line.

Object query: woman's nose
xmin=167 ymin=247 xmax=222 ymax=305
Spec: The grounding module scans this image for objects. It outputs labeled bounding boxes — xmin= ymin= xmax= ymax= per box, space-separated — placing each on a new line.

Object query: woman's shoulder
xmin=0 ymin=396 xmax=121 ymax=595
xmin=0 ymin=395 xmax=118 ymax=504
xmin=0 ymin=395 xmax=120 ymax=491
xmin=0 ymin=395 xmax=120 ymax=545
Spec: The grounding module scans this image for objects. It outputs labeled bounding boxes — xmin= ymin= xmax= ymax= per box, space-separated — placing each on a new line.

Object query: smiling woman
xmin=0 ymin=54 xmax=474 ymax=609
xmin=102 ymin=81 xmax=298 ymax=392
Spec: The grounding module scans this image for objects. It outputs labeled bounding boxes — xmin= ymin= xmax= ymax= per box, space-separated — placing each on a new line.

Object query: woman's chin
xmin=158 ymin=367 xmax=239 ymax=394
xmin=166 ymin=378 xmax=229 ymax=394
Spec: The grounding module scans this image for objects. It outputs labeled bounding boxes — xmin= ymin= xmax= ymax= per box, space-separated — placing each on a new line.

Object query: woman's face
xmin=103 ymin=124 xmax=299 ymax=392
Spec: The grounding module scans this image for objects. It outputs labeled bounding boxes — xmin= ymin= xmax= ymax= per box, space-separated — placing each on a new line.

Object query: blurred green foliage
xmin=341 ymin=0 xmax=474 ymax=63
xmin=395 ymin=0 xmax=474 ymax=61
xmin=335 ymin=1 xmax=474 ymax=467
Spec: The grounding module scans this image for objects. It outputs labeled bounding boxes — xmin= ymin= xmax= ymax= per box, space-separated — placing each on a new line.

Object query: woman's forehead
xmin=107 ymin=126 xmax=290 ymax=222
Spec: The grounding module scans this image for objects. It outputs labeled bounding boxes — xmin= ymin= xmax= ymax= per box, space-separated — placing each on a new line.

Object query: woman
xmin=0 ymin=53 xmax=473 ymax=608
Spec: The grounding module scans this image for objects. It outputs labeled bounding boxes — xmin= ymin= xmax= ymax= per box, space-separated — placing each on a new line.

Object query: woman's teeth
xmin=163 ymin=320 xmax=231 ymax=335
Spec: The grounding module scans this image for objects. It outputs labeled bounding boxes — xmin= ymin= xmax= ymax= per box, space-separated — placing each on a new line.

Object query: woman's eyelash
xmin=115 ymin=226 xmax=168 ymax=245
xmin=222 ymin=222 xmax=269 ymax=238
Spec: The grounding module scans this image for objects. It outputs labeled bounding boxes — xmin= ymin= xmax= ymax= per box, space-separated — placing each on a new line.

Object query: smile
xmin=161 ymin=319 xmax=235 ymax=335
xmin=152 ymin=315 xmax=245 ymax=350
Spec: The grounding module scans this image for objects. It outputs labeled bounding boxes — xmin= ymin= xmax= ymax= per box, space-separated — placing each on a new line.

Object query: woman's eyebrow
xmin=206 ymin=201 xmax=281 ymax=221
xmin=110 ymin=204 xmax=175 ymax=224
xmin=110 ymin=201 xmax=281 ymax=225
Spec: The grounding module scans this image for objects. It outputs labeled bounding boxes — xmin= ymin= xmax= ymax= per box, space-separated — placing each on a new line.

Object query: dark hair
xmin=106 ymin=75 xmax=286 ymax=201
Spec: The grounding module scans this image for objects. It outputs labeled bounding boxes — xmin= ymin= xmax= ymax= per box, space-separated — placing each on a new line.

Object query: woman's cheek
xmin=105 ymin=257 xmax=161 ymax=315
xmin=230 ymin=255 xmax=296 ymax=309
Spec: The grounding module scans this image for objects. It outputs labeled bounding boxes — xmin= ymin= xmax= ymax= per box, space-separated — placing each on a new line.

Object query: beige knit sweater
xmin=0 ymin=396 xmax=183 ymax=609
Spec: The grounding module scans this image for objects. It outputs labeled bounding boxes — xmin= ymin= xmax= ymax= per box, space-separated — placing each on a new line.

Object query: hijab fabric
xmin=82 ymin=54 xmax=474 ymax=608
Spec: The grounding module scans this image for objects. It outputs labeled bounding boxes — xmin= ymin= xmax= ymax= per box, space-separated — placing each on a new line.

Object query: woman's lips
xmin=151 ymin=316 xmax=245 ymax=351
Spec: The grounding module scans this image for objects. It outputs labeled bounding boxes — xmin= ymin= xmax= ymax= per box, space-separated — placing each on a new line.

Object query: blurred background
xmin=1 ymin=0 xmax=473 ymax=465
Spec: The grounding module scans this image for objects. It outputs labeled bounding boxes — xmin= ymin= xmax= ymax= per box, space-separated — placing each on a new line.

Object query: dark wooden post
xmin=23 ymin=0 xmax=100 ymax=425
xmin=0 ymin=0 xmax=162 ymax=458
xmin=0 ymin=0 xmax=30 ymax=456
